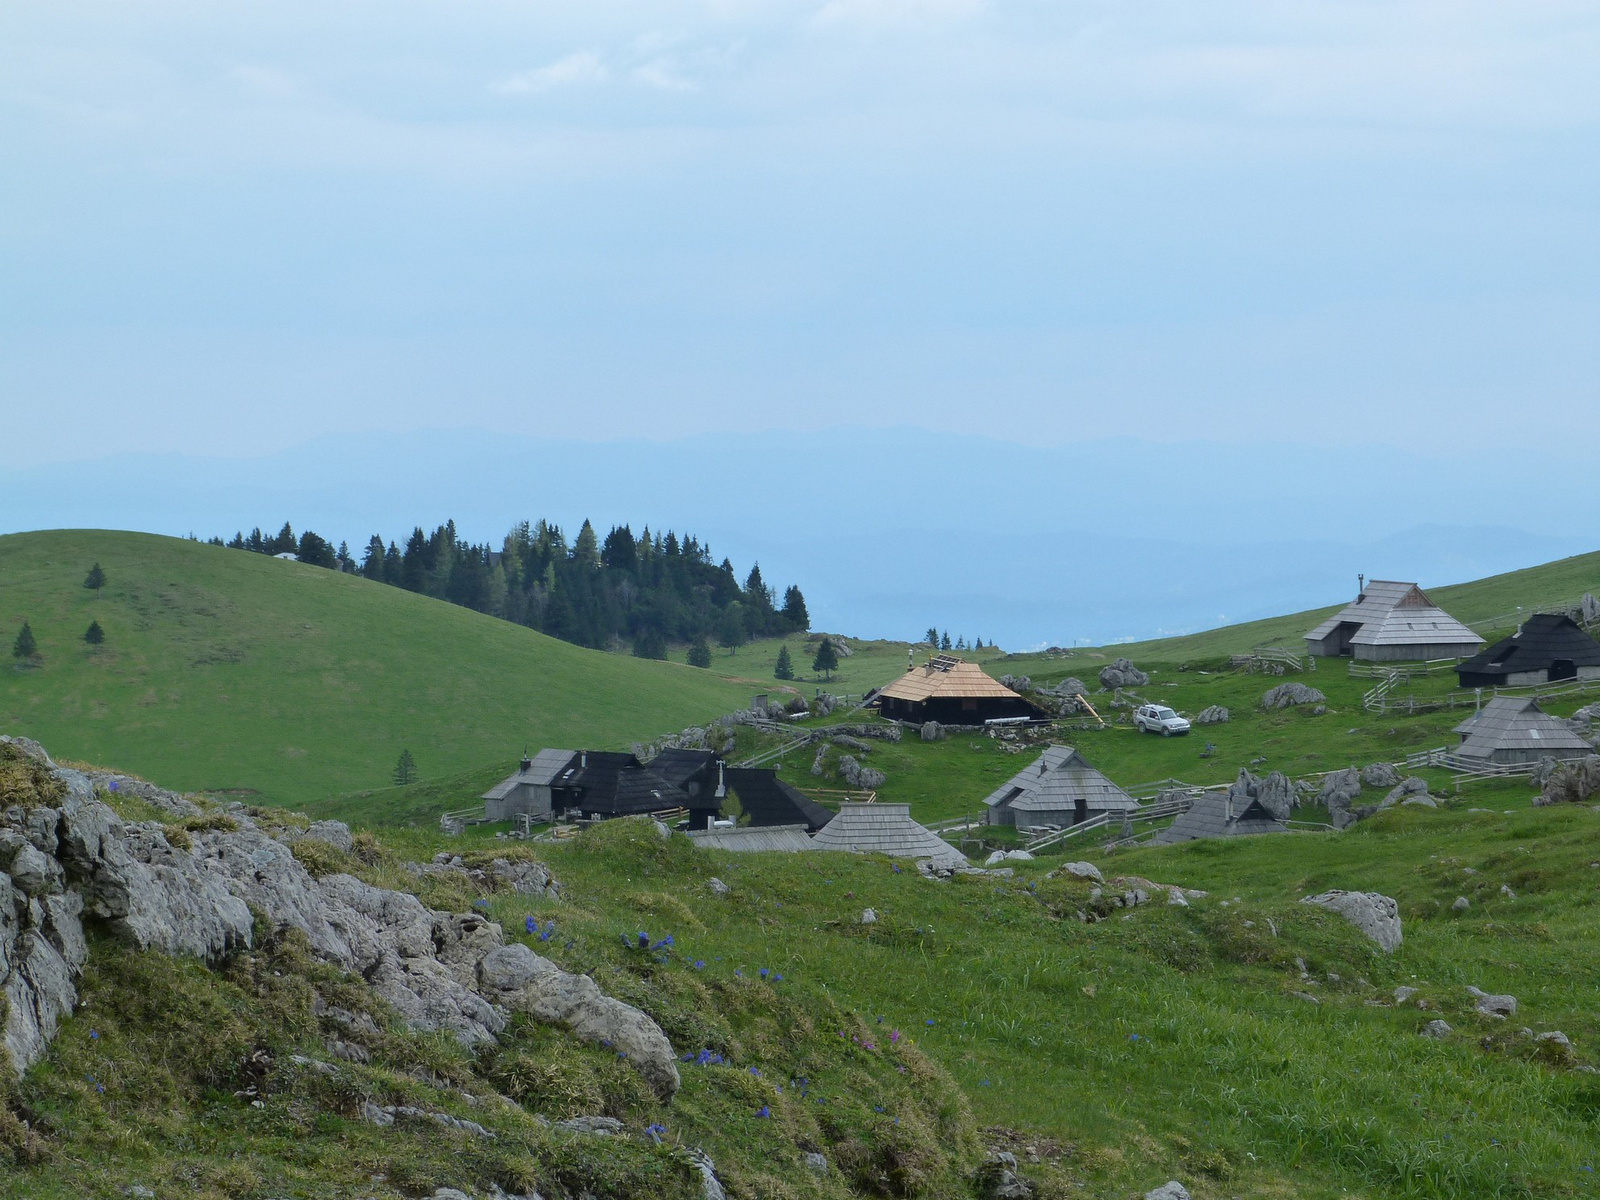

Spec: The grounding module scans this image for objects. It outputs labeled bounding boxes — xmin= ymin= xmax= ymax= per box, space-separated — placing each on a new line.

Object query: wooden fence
xmin=1364 ymin=673 xmax=1600 ymax=716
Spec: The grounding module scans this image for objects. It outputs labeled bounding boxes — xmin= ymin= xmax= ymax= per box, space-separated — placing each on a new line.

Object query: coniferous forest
xmin=214 ymin=519 xmax=810 ymax=658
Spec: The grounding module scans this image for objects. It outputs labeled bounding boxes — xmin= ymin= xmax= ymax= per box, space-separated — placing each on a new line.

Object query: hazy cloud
xmin=490 ymin=51 xmax=608 ymax=95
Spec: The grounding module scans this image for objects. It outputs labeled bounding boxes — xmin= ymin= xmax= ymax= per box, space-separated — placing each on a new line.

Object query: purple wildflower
xmin=755 ymin=1106 xmax=771 ymax=1119
xmin=525 ymin=916 xmax=538 ymax=934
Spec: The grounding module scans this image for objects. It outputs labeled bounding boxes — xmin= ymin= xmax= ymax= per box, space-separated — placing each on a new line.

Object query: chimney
xmin=580 ymin=750 xmax=587 ymax=768
xmin=715 ymin=759 xmax=726 ymax=798
xmin=520 ymin=755 xmax=532 ymax=774
xmin=1358 ymin=573 xmax=1365 ymax=595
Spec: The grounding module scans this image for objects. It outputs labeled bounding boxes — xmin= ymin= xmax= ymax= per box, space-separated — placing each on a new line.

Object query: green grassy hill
xmin=0 ymin=530 xmax=770 ymax=807
xmin=1002 ymin=549 xmax=1600 ymax=667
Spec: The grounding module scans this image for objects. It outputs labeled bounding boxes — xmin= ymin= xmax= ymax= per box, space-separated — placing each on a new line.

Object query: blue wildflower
xmin=748 ymin=1066 xmax=761 ymax=1076
xmin=89 ymin=1030 xmax=99 ymax=1040
xmin=539 ymin=928 xmax=553 ymax=941
xmin=759 ymin=968 xmax=769 ymax=980
xmin=637 ymin=931 xmax=650 ymax=948
xmin=755 ymin=1106 xmax=771 ymax=1119
xmin=693 ymin=960 xmax=706 ymax=969
xmin=645 ymin=1123 xmax=667 ymax=1142
xmin=525 ymin=916 xmax=538 ymax=934
xmin=473 ymin=899 xmax=490 ymax=911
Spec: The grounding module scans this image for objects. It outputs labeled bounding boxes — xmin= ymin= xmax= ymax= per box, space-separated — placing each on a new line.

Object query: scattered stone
xmin=1167 ymin=888 xmax=1188 ymax=907
xmin=1055 ymin=861 xmax=1104 ymax=884
xmin=683 ymin=1147 xmax=728 ymax=1200
xmin=1054 ymin=678 xmax=1089 ymax=698
xmin=1467 ymin=986 xmax=1517 ymax=1018
xmin=1500 ymin=884 xmax=1517 ymax=900
xmin=1452 ymin=897 xmax=1470 ymax=913
xmin=1261 ymin=682 xmax=1326 ymax=710
xmin=554 ymin=1115 xmax=624 ymax=1136
xmin=803 ymin=1151 xmax=829 ymax=1174
xmin=361 ymin=1100 xmax=395 ymax=1126
xmin=1319 ymin=766 xmax=1363 ymax=816
xmin=975 ymin=1150 xmax=1033 ymax=1199
xmin=860 ymin=908 xmax=877 ymax=925
xmin=1098 ymin=658 xmax=1150 ymax=689
xmin=1361 ymin=762 xmax=1401 ymax=788
xmin=1402 ymin=796 xmax=1438 ymax=809
xmin=1193 ymin=705 xmax=1230 ymax=725
xmin=1300 ymin=890 xmax=1403 ymax=952
xmin=838 ymin=755 xmax=886 ymax=790
xmin=1144 ymin=1183 xmax=1191 ymax=1200
xmin=1289 ymin=990 xmax=1320 ymax=1005
xmin=919 ymin=721 xmax=946 ymax=742
xmin=1394 ymin=986 xmax=1418 ymax=1004
xmin=1420 ymin=1020 xmax=1453 ymax=1038
xmin=707 ymin=877 xmax=731 ymax=897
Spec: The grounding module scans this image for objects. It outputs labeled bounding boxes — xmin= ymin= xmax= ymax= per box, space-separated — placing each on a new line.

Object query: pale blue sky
xmin=3 ymin=1 xmax=1598 ymax=463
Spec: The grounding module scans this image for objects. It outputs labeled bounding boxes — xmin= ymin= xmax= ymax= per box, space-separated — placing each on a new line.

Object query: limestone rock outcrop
xmin=0 ymin=734 xmax=676 ymax=1096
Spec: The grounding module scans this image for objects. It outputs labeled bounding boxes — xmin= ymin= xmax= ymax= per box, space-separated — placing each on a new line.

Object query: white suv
xmin=1134 ymin=704 xmax=1191 ymax=736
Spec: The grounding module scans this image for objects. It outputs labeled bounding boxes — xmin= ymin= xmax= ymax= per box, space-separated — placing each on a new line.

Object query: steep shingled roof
xmin=875 ymin=655 xmax=1023 ymax=703
xmin=1456 ymin=614 xmax=1600 ymax=682
xmin=481 ymin=748 xmax=576 ymax=801
xmin=1305 ymin=581 xmax=1482 ymax=651
xmin=1151 ymin=792 xmax=1287 ymax=845
xmin=1452 ymin=696 xmax=1593 ymax=759
xmin=980 ymin=745 xmax=1138 ymax=814
xmin=809 ymin=802 xmax=968 ymax=870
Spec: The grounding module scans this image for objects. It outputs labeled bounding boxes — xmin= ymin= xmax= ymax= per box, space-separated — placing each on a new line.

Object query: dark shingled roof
xmin=723 ymin=769 xmax=836 ymax=831
xmin=648 ymin=749 xmax=720 ymax=800
xmin=552 ymin=752 xmax=691 ymax=816
xmin=1456 ymin=614 xmax=1600 ymax=685
xmin=1151 ymin=792 xmax=1288 ymax=845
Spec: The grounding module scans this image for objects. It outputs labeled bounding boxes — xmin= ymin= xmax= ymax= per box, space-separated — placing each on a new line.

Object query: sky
xmin=4 ymin=1 xmax=1598 ymax=464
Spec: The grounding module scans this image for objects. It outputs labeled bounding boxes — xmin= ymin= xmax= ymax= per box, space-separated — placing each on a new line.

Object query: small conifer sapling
xmin=84 ymin=620 xmax=105 ymax=645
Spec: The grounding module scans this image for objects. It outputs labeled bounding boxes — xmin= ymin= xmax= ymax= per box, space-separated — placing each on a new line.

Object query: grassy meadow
xmin=0 ymin=531 xmax=766 ymax=806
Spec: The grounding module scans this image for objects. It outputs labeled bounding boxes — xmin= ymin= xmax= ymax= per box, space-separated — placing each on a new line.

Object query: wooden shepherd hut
xmin=980 ymin=745 xmax=1137 ymax=829
xmin=1451 ymin=697 xmax=1594 ymax=767
xmin=1151 ymin=790 xmax=1288 ymax=845
xmin=1455 ymin=614 xmax=1600 ymax=688
xmin=1303 ymin=580 xmax=1483 ymax=663
xmin=481 ymin=748 xmax=576 ymax=823
xmin=809 ymin=802 xmax=968 ymax=870
xmin=872 ymin=654 xmax=1044 ymax=725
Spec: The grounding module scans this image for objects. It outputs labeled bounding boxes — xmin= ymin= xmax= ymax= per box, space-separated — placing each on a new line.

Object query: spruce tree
xmin=13 ymin=621 xmax=38 ymax=661
xmin=940 ymin=630 xmax=952 ymax=651
xmin=718 ymin=605 xmax=746 ymax=655
xmin=393 ymin=749 xmax=418 ymax=786
xmin=774 ymin=645 xmax=794 ymax=680
xmin=83 ymin=562 xmax=106 ymax=593
xmin=781 ymin=585 xmax=810 ymax=631
xmin=924 ymin=626 xmax=939 ymax=647
xmin=812 ymin=637 xmax=839 ymax=681
xmin=687 ymin=638 xmax=713 ymax=668
xmin=84 ymin=620 xmax=104 ymax=645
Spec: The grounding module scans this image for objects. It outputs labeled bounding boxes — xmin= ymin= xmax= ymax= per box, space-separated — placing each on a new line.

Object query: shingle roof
xmin=1451 ymin=696 xmax=1593 ymax=758
xmin=1151 ymin=792 xmax=1287 ymax=845
xmin=689 ymin=824 xmax=818 ymax=852
xmin=979 ymin=745 xmax=1138 ymax=814
xmin=1456 ymin=614 xmax=1600 ymax=680
xmin=724 ymin=769 xmax=836 ymax=831
xmin=552 ymin=751 xmax=692 ymax=816
xmin=876 ymin=656 xmax=1024 ymax=703
xmin=481 ymin=748 xmax=575 ymax=801
xmin=1305 ymin=581 xmax=1482 ymax=650
xmin=809 ymin=803 xmax=968 ymax=870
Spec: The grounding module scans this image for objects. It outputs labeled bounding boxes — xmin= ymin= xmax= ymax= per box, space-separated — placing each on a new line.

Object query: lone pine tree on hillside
xmin=13 ymin=622 xmax=38 ymax=661
xmin=84 ymin=620 xmax=104 ymax=645
xmin=393 ymin=749 xmax=418 ymax=786
xmin=812 ymin=637 xmax=839 ymax=681
xmin=774 ymin=645 xmax=794 ymax=680
xmin=83 ymin=562 xmax=106 ymax=593
xmin=687 ymin=638 xmax=713 ymax=669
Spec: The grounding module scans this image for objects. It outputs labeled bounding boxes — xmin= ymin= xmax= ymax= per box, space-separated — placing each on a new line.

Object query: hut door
xmin=1073 ymin=797 xmax=1087 ymax=825
xmin=1550 ymin=658 xmax=1577 ymax=682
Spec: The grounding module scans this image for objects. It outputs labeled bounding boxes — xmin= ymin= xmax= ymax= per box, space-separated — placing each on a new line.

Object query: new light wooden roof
xmin=876 ymin=655 xmax=1022 ymax=703
xmin=1305 ymin=581 xmax=1483 ymax=650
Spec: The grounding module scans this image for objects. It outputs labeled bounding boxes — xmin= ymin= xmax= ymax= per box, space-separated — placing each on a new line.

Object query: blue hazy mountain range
xmin=5 ymin=428 xmax=1593 ymax=649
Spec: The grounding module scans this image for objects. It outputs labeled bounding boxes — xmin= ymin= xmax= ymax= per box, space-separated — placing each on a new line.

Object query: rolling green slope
xmin=0 ymin=530 xmax=764 ymax=807
xmin=1005 ymin=549 xmax=1600 ymax=667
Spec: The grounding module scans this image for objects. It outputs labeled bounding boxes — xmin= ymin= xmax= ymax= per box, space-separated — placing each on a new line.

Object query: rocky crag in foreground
xmin=0 ymin=735 xmax=678 ymax=1099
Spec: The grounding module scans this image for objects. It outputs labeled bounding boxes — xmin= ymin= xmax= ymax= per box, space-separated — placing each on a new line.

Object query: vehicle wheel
xmin=1162 ymin=728 xmax=1171 ymax=737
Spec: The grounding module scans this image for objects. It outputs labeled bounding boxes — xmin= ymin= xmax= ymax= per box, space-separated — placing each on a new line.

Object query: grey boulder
xmin=1300 ymin=890 xmax=1403 ymax=952
xmin=1261 ymin=683 xmax=1326 ymax=710
xmin=1098 ymin=658 xmax=1149 ymax=689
